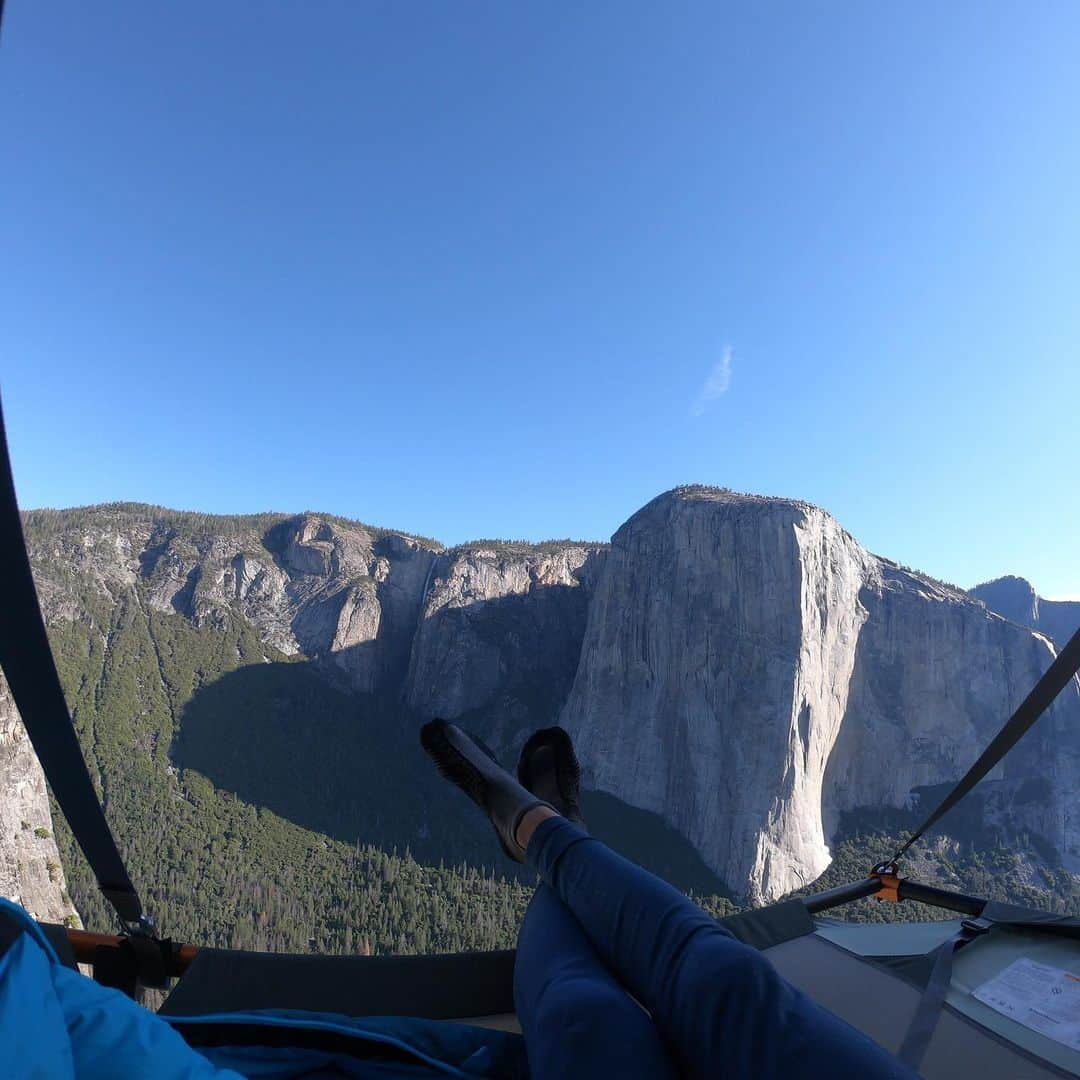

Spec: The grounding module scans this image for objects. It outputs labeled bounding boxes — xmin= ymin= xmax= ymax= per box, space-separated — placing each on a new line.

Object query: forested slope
xmin=45 ymin=579 xmax=535 ymax=952
xmin=18 ymin=501 xmax=1080 ymax=956
xmin=43 ymin=560 xmax=728 ymax=951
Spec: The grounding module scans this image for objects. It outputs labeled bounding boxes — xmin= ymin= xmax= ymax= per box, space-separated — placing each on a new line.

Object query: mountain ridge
xmin=971 ymin=575 xmax=1080 ymax=648
xmin=4 ymin=488 xmax=1079 ymax=934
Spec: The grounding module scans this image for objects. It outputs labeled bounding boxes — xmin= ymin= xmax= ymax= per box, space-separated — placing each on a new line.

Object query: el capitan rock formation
xmin=6 ymin=489 xmax=1078 ymax=908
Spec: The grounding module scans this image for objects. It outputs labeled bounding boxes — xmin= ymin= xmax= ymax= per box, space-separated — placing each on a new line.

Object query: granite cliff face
xmin=0 ymin=675 xmax=80 ymax=925
xmin=971 ymin=576 xmax=1080 ymax=649
xmin=29 ymin=508 xmax=603 ymax=724
xmin=406 ymin=544 xmax=604 ymax=747
xmin=559 ymin=488 xmax=1080 ymax=903
xmin=8 ymin=493 xmax=1080 ymax=911
xmin=138 ymin=514 xmax=440 ymax=695
xmin=558 ymin=491 xmax=874 ymax=902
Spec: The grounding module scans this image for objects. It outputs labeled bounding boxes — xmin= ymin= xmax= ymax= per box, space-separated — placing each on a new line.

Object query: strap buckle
xmin=130 ymin=914 xmax=156 ymax=938
xmin=960 ymin=916 xmax=993 ymax=937
xmin=870 ymin=863 xmax=902 ymax=903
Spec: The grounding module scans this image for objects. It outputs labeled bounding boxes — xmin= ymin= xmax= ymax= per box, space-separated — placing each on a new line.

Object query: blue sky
xmin=2 ymin=2 xmax=1077 ymax=597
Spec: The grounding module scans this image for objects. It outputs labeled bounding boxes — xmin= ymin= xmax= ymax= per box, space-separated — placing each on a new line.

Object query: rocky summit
xmin=4 ymin=489 xmax=1079 ymax=921
xmin=970 ymin=575 xmax=1080 ymax=649
xmin=561 ymin=488 xmax=1080 ymax=902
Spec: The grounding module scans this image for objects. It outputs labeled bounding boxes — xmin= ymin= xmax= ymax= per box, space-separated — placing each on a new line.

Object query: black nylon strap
xmin=0 ymin=401 xmax=142 ymax=923
xmin=891 ymin=624 xmax=1080 ymax=865
xmin=896 ymin=917 xmax=993 ymax=1069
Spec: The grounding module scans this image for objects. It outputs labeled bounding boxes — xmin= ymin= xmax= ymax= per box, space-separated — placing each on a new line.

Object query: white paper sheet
xmin=973 ymin=958 xmax=1080 ymax=1052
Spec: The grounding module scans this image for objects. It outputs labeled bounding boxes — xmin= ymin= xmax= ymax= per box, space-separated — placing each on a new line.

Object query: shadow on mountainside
xmin=403 ymin=584 xmax=591 ymax=752
xmin=170 ymin=654 xmax=509 ymax=870
xmin=172 ymin=652 xmax=733 ymax=896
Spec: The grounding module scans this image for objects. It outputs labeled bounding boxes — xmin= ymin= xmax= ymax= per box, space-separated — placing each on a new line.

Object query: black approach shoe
xmin=517 ymin=726 xmax=585 ymax=828
xmin=420 ymin=719 xmax=555 ymax=862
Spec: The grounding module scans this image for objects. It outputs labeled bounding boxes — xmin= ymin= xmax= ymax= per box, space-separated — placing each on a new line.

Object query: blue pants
xmin=514 ymin=817 xmax=916 ymax=1080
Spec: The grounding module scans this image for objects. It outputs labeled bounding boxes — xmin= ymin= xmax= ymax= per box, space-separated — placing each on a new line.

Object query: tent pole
xmin=62 ymin=928 xmax=198 ymax=975
xmin=895 ymin=879 xmax=985 ymax=917
xmin=802 ymin=877 xmax=883 ymax=914
xmin=58 ymin=875 xmax=988 ymax=980
xmin=801 ymin=875 xmax=988 ymax=917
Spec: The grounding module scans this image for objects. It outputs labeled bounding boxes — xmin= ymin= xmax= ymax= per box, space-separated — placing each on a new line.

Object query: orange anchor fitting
xmin=871 ymin=865 xmax=901 ymax=903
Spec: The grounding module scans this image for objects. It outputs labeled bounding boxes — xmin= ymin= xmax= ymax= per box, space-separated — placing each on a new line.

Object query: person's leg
xmin=514 ymin=884 xmax=677 ymax=1080
xmin=525 ymin=815 xmax=916 ymax=1080
xmin=418 ymin=720 xmax=912 ymax=1080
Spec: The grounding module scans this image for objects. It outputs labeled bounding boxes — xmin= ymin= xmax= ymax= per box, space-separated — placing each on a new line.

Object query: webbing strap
xmin=0 ymin=401 xmax=143 ymax=924
xmin=896 ymin=917 xmax=993 ymax=1069
xmin=890 ymin=623 xmax=1080 ymax=866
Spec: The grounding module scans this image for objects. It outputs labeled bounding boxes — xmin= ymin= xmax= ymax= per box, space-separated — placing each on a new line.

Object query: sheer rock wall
xmin=558 ymin=489 xmax=1080 ymax=903
xmin=404 ymin=545 xmax=604 ymax=748
xmin=12 ymin=494 xmax=1080 ymax=907
xmin=0 ymin=676 xmax=80 ymax=925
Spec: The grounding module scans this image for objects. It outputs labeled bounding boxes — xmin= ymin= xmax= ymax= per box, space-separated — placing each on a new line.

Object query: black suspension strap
xmin=0 ymin=399 xmax=144 ymax=925
xmin=884 ymin=622 xmax=1080 ymax=869
xmin=896 ymin=915 xmax=993 ymax=1070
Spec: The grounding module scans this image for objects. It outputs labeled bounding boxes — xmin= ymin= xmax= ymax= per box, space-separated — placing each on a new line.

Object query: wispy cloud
xmin=691 ymin=345 xmax=733 ymax=416
xmin=1047 ymin=593 xmax=1080 ymax=603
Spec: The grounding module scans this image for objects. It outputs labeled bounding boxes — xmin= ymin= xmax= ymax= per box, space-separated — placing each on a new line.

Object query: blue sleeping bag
xmin=0 ymin=899 xmax=526 ymax=1078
